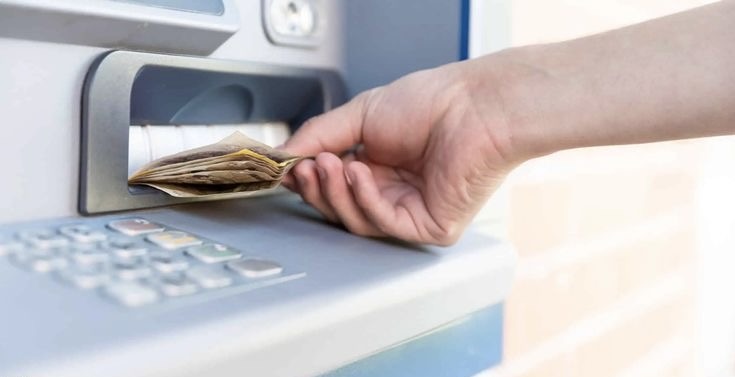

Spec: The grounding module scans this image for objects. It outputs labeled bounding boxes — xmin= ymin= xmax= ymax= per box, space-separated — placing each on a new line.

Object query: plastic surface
xmin=0 ymin=194 xmax=515 ymax=377
xmin=325 ymin=304 xmax=504 ymax=377
xmin=0 ymin=0 xmax=239 ymax=55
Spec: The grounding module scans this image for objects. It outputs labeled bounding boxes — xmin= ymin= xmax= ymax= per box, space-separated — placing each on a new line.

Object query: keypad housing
xmin=0 ymin=217 xmax=303 ymax=307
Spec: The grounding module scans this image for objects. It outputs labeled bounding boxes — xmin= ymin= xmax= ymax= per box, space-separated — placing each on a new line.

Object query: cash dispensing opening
xmin=80 ymin=51 xmax=344 ymax=214
xmin=126 ymin=65 xmax=324 ymax=191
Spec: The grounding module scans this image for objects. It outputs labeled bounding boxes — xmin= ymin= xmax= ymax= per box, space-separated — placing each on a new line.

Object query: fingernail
xmin=344 ymin=169 xmax=353 ymax=186
xmin=317 ymin=166 xmax=326 ymax=181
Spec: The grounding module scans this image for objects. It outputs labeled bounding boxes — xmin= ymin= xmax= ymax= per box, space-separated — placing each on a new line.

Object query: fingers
xmin=291 ymin=159 xmax=338 ymax=223
xmin=343 ymin=161 xmax=404 ymax=237
xmin=282 ymin=89 xmax=379 ymax=157
xmin=314 ymin=153 xmax=384 ymax=237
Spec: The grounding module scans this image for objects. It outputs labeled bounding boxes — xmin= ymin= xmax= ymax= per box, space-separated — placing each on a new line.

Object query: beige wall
xmin=469 ymin=1 xmax=733 ymax=376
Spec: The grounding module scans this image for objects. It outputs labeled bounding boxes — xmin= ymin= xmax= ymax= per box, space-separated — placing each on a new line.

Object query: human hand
xmin=282 ymin=62 xmax=519 ymax=245
xmin=286 ymin=0 xmax=735 ymax=245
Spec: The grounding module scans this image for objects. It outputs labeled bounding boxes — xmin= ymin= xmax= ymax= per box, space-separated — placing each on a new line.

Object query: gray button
xmin=106 ymin=237 xmax=148 ymax=259
xmin=185 ymin=243 xmax=241 ymax=264
xmin=71 ymin=247 xmax=110 ymax=266
xmin=113 ymin=256 xmax=152 ymax=280
xmin=146 ymin=231 xmax=202 ymax=250
xmin=226 ymin=258 xmax=283 ymax=279
xmin=57 ymin=264 xmax=111 ymax=289
xmin=12 ymin=254 xmax=69 ymax=273
xmin=108 ymin=218 xmax=165 ymax=236
xmin=113 ymin=254 xmax=148 ymax=267
xmin=25 ymin=247 xmax=62 ymax=258
xmin=157 ymin=273 xmax=199 ymax=297
xmin=17 ymin=229 xmax=69 ymax=249
xmin=59 ymin=225 xmax=108 ymax=243
xmin=0 ymin=240 xmax=23 ymax=256
xmin=187 ymin=266 xmax=233 ymax=289
xmin=115 ymin=265 xmax=152 ymax=280
xmin=150 ymin=251 xmax=190 ymax=273
xmin=104 ymin=281 xmax=159 ymax=307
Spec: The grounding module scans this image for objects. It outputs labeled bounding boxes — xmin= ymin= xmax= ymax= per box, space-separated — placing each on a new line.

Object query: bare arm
xmin=477 ymin=0 xmax=735 ymax=160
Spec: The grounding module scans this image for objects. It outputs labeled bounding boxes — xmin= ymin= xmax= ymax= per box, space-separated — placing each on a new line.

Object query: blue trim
xmin=323 ymin=303 xmax=503 ymax=377
xmin=459 ymin=0 xmax=471 ymax=60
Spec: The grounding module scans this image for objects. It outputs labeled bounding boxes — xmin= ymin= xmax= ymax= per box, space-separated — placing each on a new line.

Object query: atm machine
xmin=0 ymin=1 xmax=515 ymax=376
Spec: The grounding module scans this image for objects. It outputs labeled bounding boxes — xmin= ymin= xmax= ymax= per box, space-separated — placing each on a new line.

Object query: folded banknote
xmin=128 ymin=131 xmax=301 ymax=197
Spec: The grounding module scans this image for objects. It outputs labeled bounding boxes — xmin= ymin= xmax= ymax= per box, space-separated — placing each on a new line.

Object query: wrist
xmin=462 ymin=46 xmax=569 ymax=163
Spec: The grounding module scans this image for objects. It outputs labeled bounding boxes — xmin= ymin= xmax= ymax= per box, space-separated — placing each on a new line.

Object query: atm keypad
xmin=0 ymin=218 xmax=302 ymax=308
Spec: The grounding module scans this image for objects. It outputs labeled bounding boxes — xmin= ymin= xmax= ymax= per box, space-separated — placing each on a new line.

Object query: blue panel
xmin=111 ymin=0 xmax=225 ymax=15
xmin=344 ymin=1 xmax=463 ymax=96
xmin=460 ymin=0 xmax=471 ymax=60
xmin=323 ymin=304 xmax=503 ymax=377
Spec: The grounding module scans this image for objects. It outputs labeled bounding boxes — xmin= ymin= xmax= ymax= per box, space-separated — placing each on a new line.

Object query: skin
xmin=282 ymin=1 xmax=735 ymax=246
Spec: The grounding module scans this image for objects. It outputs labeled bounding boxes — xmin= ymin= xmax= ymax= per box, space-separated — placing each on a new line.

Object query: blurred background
xmin=469 ymin=1 xmax=735 ymax=376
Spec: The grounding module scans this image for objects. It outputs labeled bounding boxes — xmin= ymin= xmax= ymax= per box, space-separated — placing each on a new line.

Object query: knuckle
xmin=430 ymin=223 xmax=462 ymax=246
xmin=302 ymin=114 xmax=322 ymax=128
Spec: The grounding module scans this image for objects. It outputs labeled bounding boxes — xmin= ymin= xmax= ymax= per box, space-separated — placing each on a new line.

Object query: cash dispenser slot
xmin=80 ymin=50 xmax=345 ymax=214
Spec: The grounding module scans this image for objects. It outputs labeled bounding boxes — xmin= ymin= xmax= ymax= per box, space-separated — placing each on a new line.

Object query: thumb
xmin=282 ymin=88 xmax=378 ymax=157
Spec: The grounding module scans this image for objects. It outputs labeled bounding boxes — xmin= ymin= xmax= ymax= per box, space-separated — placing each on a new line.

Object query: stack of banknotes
xmin=129 ymin=132 xmax=301 ymax=197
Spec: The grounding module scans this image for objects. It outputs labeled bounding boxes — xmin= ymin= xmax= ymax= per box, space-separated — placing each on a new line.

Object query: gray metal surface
xmin=80 ymin=50 xmax=346 ymax=215
xmin=112 ymin=0 xmax=226 ymax=15
xmin=0 ymin=0 xmax=239 ymax=55
xmin=0 ymin=194 xmax=515 ymax=377
xmin=0 ymin=0 xmax=343 ymax=224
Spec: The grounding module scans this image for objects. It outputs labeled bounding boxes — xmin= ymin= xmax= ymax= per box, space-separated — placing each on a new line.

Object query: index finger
xmin=282 ymin=88 xmax=377 ymax=157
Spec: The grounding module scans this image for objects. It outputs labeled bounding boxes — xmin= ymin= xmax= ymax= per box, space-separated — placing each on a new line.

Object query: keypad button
xmin=17 ymin=229 xmax=69 ymax=249
xmin=150 ymin=251 xmax=190 ymax=273
xmin=25 ymin=247 xmax=62 ymax=258
xmin=146 ymin=231 xmax=202 ymax=250
xmin=113 ymin=254 xmax=148 ymax=267
xmin=12 ymin=254 xmax=69 ymax=273
xmin=116 ymin=266 xmax=153 ymax=280
xmin=105 ymin=238 xmax=148 ymax=259
xmin=157 ymin=273 xmax=199 ymax=297
xmin=59 ymin=225 xmax=107 ymax=243
xmin=187 ymin=266 xmax=233 ymax=289
xmin=0 ymin=240 xmax=23 ymax=256
xmin=113 ymin=255 xmax=151 ymax=279
xmin=227 ymin=258 xmax=283 ymax=279
xmin=57 ymin=264 xmax=110 ymax=289
xmin=107 ymin=218 xmax=165 ymax=236
xmin=70 ymin=247 xmax=110 ymax=266
xmin=185 ymin=243 xmax=241 ymax=264
xmin=113 ymin=257 xmax=152 ymax=280
xmin=104 ymin=281 xmax=159 ymax=307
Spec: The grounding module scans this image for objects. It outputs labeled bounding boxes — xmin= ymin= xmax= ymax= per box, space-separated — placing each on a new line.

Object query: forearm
xmin=468 ymin=0 xmax=735 ymax=160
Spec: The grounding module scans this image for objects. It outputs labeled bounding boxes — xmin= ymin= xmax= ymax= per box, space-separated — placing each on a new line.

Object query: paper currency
xmin=128 ymin=131 xmax=301 ymax=197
